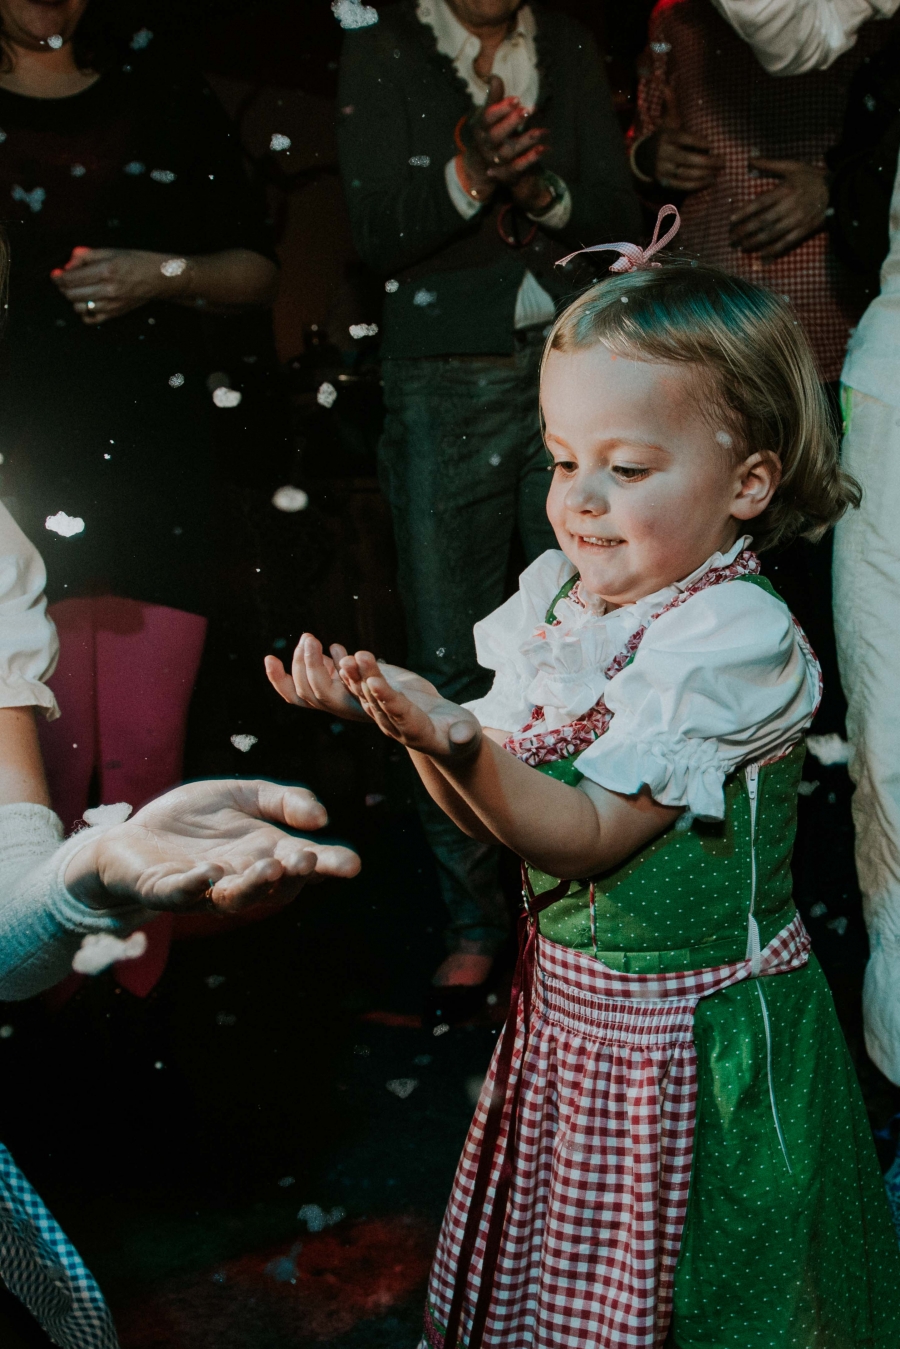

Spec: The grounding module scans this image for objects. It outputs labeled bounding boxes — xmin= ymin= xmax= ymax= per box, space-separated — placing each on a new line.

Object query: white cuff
xmin=526 ymin=179 xmax=572 ymax=229
xmin=445 ymin=156 xmax=483 ymax=220
xmin=578 ymin=731 xmax=728 ymax=820
xmin=46 ymin=826 xmax=154 ymax=933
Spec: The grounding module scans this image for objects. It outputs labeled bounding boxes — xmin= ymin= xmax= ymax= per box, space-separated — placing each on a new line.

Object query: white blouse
xmin=0 ymin=500 xmax=59 ymax=718
xmin=464 ymin=540 xmax=820 ymax=821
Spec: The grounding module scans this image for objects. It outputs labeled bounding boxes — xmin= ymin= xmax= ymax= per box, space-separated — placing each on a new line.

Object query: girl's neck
xmin=0 ymin=40 xmax=97 ymax=98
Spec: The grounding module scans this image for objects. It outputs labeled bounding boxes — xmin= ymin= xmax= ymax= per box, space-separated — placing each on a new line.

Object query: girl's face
xmin=0 ymin=0 xmax=88 ymax=51
xmin=541 ymin=344 xmax=778 ymax=608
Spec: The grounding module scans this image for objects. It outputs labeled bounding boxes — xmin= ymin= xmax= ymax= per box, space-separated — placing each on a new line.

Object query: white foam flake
xmin=123 ymin=161 xmax=145 ymax=176
xmin=409 ymin=155 xmax=430 ymax=167
xmin=806 ymin=733 xmax=850 ymax=766
xmin=83 ymin=802 xmax=133 ymax=826
xmin=386 ymin=1077 xmax=418 ymax=1099
xmin=331 ymin=0 xmax=378 ymax=28
xmin=317 ymin=382 xmax=337 ymax=408
xmin=130 ymin=28 xmax=153 ymax=49
xmin=213 ymin=386 xmax=242 ymax=408
xmin=73 ymin=930 xmax=148 ymax=976
xmin=12 ymin=184 xmax=45 ymax=214
xmin=413 ymin=288 xmax=437 ymax=307
xmin=47 ymin=34 xmax=63 ymax=49
xmin=45 ymin=511 xmax=84 ymax=538
xmin=272 ymin=485 xmax=309 ymax=513
xmin=150 ymin=169 xmax=176 ymax=184
xmin=270 ymin=133 xmax=292 ymax=152
xmin=384 ymin=279 xmax=399 ymax=293
xmin=70 ymin=164 xmax=86 ymax=178
xmin=433 ymin=1023 xmax=449 ymax=1037
xmin=230 ymin=733 xmax=258 ymax=752
xmin=168 ymin=372 xmax=185 ymax=388
xmin=715 ymin=430 xmax=733 ymax=448
xmin=160 ymin=257 xmax=187 ymax=277
xmin=0 ymin=1025 xmax=14 ymax=1039
xmin=297 ymin=1203 xmax=346 ymax=1232
xmin=349 ymin=322 xmax=378 ymax=338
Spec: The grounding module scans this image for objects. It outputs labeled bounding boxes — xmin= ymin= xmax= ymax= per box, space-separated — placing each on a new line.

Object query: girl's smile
xmin=540 ymin=344 xmax=779 ymax=607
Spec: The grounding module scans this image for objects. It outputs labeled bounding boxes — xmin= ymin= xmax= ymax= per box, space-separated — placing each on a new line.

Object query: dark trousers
xmin=379 ymin=328 xmax=556 ymax=954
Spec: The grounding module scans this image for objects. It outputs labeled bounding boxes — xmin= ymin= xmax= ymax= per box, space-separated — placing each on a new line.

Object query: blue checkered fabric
xmin=0 ymin=1142 xmax=118 ymax=1348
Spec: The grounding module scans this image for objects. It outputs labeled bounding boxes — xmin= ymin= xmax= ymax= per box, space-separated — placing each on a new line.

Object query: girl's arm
xmin=409 ymin=748 xmax=503 ymax=846
xmin=343 ymin=652 xmax=679 ymax=878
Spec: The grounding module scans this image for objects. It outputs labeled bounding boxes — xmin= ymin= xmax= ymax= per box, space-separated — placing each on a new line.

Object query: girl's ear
xmin=731 ymin=450 xmax=781 ymax=522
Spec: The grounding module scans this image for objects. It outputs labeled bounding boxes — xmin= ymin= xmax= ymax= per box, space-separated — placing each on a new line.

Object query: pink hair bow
xmin=556 ymin=203 xmax=681 ymax=273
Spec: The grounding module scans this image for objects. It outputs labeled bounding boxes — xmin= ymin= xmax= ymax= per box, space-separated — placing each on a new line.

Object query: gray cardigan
xmin=338 ymin=0 xmax=641 ymax=358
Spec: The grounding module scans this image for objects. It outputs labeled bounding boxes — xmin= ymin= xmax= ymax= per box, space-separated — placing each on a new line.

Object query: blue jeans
xmin=379 ymin=329 xmax=556 ymax=954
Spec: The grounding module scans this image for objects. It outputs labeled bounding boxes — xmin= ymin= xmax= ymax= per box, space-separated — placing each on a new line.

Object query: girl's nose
xmin=566 ymin=476 xmax=608 ymax=514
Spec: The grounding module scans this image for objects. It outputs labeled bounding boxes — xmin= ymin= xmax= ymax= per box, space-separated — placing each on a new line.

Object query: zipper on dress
xmin=744 ymin=763 xmax=761 ymax=975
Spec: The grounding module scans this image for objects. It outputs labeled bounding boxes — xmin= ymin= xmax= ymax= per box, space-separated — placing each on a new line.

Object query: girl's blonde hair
xmin=543 ymin=262 xmax=859 ymax=551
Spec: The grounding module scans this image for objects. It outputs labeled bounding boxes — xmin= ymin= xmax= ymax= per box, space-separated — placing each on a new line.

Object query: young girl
xmin=266 ymin=219 xmax=900 ymax=1348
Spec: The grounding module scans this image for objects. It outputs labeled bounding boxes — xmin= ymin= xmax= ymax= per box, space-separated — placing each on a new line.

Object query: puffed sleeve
xmin=0 ymin=502 xmax=59 ymax=718
xmin=463 ymin=550 xmax=576 ymax=731
xmin=576 ymin=581 xmax=819 ymax=819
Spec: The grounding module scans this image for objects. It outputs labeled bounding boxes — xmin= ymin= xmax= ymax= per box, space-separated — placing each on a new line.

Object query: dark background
xmin=1 ymin=5 xmax=895 ymax=1347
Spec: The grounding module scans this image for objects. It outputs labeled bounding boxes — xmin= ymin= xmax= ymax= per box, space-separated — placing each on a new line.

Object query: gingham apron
xmin=0 ymin=1142 xmax=119 ymax=1348
xmin=424 ymin=908 xmax=811 ymax=1349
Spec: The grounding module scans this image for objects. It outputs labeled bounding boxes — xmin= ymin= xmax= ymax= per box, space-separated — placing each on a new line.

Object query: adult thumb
xmin=661 ymin=83 xmax=681 ymax=131
xmin=487 ymin=73 xmax=505 ymax=106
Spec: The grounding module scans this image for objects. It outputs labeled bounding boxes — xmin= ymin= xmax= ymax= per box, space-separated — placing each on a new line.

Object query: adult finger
xmin=485 ymin=73 xmax=506 ymax=107
xmin=264 ymin=654 xmax=315 ymax=708
xmin=492 ymin=145 xmax=545 ymax=178
xmin=252 ymin=780 xmax=329 ymax=834
xmin=759 ymin=226 xmax=810 ymax=259
xmin=747 ymin=157 xmax=798 ymax=176
xmin=480 ymin=94 xmax=520 ymax=131
xmin=492 ymin=126 xmax=546 ymax=163
xmin=730 ymin=200 xmax=794 ymax=243
xmin=481 ymin=105 xmax=532 ymax=150
xmin=278 ymin=839 xmax=361 ymax=880
xmin=728 ymin=187 xmax=788 ymax=227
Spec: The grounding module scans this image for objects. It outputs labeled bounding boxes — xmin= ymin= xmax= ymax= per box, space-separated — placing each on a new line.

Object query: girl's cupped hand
xmin=265 ymin=633 xmax=369 ymax=722
xmin=338 ymin=651 xmax=482 ymax=760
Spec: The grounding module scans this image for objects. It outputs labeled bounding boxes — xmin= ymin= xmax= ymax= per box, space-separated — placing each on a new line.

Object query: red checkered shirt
xmin=630 ymin=0 xmax=900 ymax=381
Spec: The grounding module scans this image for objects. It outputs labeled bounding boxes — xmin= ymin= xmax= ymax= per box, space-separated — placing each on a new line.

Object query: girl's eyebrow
xmin=545 ymin=432 xmax=671 ymax=458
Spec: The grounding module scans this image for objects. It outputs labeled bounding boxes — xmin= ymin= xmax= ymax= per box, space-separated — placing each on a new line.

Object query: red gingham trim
xmin=503 ymin=548 xmax=761 ymax=767
xmin=423 ymin=913 xmax=809 ymax=1349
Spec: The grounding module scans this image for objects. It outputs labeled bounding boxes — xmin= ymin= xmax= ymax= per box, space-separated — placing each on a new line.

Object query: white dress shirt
xmin=418 ymin=0 xmax=572 ymax=331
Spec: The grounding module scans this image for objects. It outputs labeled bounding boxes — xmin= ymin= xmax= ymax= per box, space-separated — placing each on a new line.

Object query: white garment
xmin=833 ymin=388 xmax=900 ymax=1081
xmin=0 ymin=500 xmax=59 ymax=719
xmin=464 ymin=540 xmax=819 ymax=821
xmin=0 ymin=802 xmax=151 ymax=1000
xmin=710 ymin=0 xmax=899 ymax=75
xmin=421 ymin=0 xmax=571 ymax=330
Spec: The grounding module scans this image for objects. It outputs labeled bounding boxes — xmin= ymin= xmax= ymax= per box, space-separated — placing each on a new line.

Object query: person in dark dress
xmin=0 ymin=0 xmax=281 ymax=995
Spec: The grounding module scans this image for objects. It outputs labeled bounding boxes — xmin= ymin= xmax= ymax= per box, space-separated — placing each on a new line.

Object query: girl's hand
xmin=65 ymin=779 xmax=360 ymax=915
xmin=339 ymin=650 xmax=482 ymax=759
xmin=264 ymin=634 xmax=369 ymax=723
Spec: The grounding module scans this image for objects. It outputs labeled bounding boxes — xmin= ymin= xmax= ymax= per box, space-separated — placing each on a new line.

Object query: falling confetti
xmin=413 ymin=1054 xmax=432 ymax=1066
xmin=213 ymin=386 xmax=242 ymax=408
xmin=331 ymin=0 xmax=378 ymax=28
xmin=433 ymin=1023 xmax=449 ymax=1037
xmin=130 ymin=27 xmax=153 ymax=49
xmin=806 ymin=733 xmax=850 ymax=766
xmin=70 ymin=164 xmax=86 ymax=178
xmin=797 ymin=779 xmax=820 ymax=797
xmin=265 ymin=1244 xmax=303 ymax=1282
xmin=83 ymin=802 xmax=132 ymax=826
xmin=216 ymin=1012 xmax=237 ymax=1026
xmin=230 ymin=733 xmax=258 ymax=752
xmin=826 ymin=916 xmax=849 ymax=936
xmin=278 ymin=1176 xmax=296 ymax=1187
xmin=45 ymin=511 xmax=84 ymax=538
xmin=205 ymin=975 xmax=226 ymax=989
xmin=72 ymin=930 xmax=148 ymax=976
xmin=123 ymin=161 xmax=146 ymax=176
xmin=349 ymin=322 xmax=379 ymax=338
xmin=0 ymin=1026 xmax=14 ymax=1040
xmin=272 ymin=485 xmax=309 ymax=512
xmin=488 ymin=453 xmax=501 ymax=466
xmin=409 ymin=155 xmax=430 ymax=167
xmin=365 ymin=793 xmax=385 ymax=807
xmin=386 ymin=1078 xmax=418 ymax=1099
xmin=270 ymin=133 xmax=292 ymax=152
xmin=317 ymin=382 xmax=337 ymax=408
xmin=413 ymin=288 xmax=437 ymax=307
xmin=353 ymin=1044 xmax=371 ymax=1056
xmin=150 ymin=169 xmax=176 ymax=184
xmin=12 ymin=184 xmax=46 ymax=213
xmin=47 ymin=34 xmax=63 ymax=48
xmin=297 ymin=1204 xmax=345 ymax=1232
xmin=160 ymin=257 xmax=187 ymax=277
xmin=168 ymin=372 xmax=185 ymax=388
xmin=385 ymin=279 xmax=399 ymax=293
xmin=809 ymin=902 xmax=828 ymax=918
xmin=715 ymin=430 xmax=733 ymax=448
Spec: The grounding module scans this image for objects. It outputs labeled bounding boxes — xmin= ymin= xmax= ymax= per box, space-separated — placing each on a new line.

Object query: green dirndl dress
xmin=425 ymin=569 xmax=900 ymax=1349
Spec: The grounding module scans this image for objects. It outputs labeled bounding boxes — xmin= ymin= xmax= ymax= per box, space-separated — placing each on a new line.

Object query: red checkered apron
xmin=423 ymin=904 xmax=810 ymax=1349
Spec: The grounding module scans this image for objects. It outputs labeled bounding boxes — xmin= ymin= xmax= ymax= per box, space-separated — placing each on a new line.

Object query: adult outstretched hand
xmin=63 ymin=778 xmax=360 ymax=915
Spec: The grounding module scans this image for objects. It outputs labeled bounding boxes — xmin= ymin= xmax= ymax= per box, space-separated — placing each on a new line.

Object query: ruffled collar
xmin=473 ymin=537 xmax=753 ymax=733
